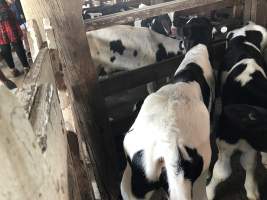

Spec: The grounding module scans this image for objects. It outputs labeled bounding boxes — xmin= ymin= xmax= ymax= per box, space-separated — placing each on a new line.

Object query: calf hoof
xmin=260 ymin=152 xmax=267 ymax=170
xmin=261 ymin=163 xmax=267 ymax=170
xmin=206 ymin=185 xmax=215 ymax=200
xmin=247 ymin=189 xmax=260 ymax=200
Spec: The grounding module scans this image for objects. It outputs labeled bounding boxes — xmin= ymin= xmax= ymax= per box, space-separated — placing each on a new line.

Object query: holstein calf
xmin=86 ymin=25 xmax=184 ymax=75
xmin=120 ymin=17 xmax=215 ymax=200
xmin=206 ymin=23 xmax=267 ymax=200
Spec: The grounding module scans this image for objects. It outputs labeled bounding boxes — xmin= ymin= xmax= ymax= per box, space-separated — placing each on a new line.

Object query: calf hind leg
xmin=240 ymin=150 xmax=259 ymax=200
xmin=206 ymin=140 xmax=235 ymax=200
xmin=260 ymin=152 xmax=267 ymax=170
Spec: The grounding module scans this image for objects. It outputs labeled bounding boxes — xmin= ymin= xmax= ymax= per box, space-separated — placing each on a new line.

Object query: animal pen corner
xmin=1 ymin=0 xmax=267 ymax=199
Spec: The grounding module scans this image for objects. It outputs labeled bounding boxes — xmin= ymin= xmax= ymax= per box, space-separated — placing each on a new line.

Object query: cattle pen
xmin=1 ymin=0 xmax=267 ymax=199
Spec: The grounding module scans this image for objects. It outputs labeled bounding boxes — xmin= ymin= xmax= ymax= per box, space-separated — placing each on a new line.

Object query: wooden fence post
xmin=27 ymin=19 xmax=43 ymax=62
xmin=0 ymin=84 xmax=68 ymax=200
xmin=20 ymin=0 xmax=120 ymax=198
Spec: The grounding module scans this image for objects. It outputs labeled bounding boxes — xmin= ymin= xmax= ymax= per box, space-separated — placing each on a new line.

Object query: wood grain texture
xmin=85 ymin=0 xmax=235 ymax=30
xmin=254 ymin=0 xmax=267 ymax=26
xmin=49 ymin=49 xmax=98 ymax=200
xmin=243 ymin=0 xmax=267 ymax=26
xmin=250 ymin=0 xmax=258 ymax=22
xmin=243 ymin=0 xmax=252 ymax=22
xmin=15 ymin=48 xmax=48 ymax=118
xmin=83 ymin=0 xmax=151 ymax=13
xmin=26 ymin=19 xmax=44 ymax=62
xmin=0 ymin=84 xmax=68 ymax=200
xmin=20 ymin=0 xmax=120 ymax=198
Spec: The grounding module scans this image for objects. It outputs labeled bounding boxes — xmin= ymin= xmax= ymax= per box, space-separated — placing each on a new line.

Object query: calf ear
xmin=223 ymin=104 xmax=267 ymax=131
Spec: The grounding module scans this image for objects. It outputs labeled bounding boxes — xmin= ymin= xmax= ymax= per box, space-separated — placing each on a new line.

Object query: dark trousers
xmin=0 ymin=39 xmax=29 ymax=69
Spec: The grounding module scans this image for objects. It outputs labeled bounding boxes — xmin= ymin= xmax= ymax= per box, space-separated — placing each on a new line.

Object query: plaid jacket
xmin=0 ymin=2 xmax=22 ymax=45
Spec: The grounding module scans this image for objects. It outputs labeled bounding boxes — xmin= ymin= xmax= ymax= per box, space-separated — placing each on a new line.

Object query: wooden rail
xmin=99 ymin=41 xmax=226 ymax=97
xmin=83 ymin=0 xmax=151 ymax=13
xmin=100 ymin=55 xmax=182 ymax=96
xmin=0 ymin=47 xmax=73 ymax=200
xmin=85 ymin=0 xmax=235 ymax=31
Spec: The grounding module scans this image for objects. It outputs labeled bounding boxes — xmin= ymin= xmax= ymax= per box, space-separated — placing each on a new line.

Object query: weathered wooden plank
xmin=85 ymin=0 xmax=235 ymax=31
xmin=99 ymin=41 xmax=226 ymax=97
xmin=83 ymin=0 xmax=151 ymax=13
xmin=43 ymin=18 xmax=57 ymax=50
xmin=232 ymin=0 xmax=243 ymax=19
xmin=100 ymin=55 xmax=183 ymax=96
xmin=250 ymin=0 xmax=258 ymax=22
xmin=23 ymin=47 xmax=48 ymax=85
xmin=15 ymin=48 xmax=48 ymax=117
xmin=68 ymin=147 xmax=83 ymax=200
xmin=254 ymin=0 xmax=267 ymax=26
xmin=49 ymin=49 xmax=100 ymax=200
xmin=27 ymin=19 xmax=44 ymax=61
xmin=15 ymin=83 xmax=38 ymax=118
xmin=45 ymin=16 xmax=98 ymax=198
xmin=243 ymin=0 xmax=266 ymax=25
xmin=17 ymin=43 xmax=90 ymax=200
xmin=0 ymin=85 xmax=68 ymax=200
xmin=20 ymin=0 xmax=120 ymax=198
xmin=67 ymin=131 xmax=97 ymax=200
xmin=243 ymin=0 xmax=252 ymax=22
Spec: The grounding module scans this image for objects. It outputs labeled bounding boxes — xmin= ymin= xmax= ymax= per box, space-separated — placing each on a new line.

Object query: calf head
xmin=172 ymin=15 xmax=193 ymax=40
xmin=181 ymin=17 xmax=227 ymax=52
xmin=226 ymin=22 xmax=267 ymax=51
xmin=141 ymin=14 xmax=172 ymax=36
xmin=182 ymin=17 xmax=214 ymax=51
xmin=151 ymin=14 xmax=172 ymax=36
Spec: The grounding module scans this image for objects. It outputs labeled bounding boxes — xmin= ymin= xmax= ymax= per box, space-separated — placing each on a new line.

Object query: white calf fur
xmin=122 ymin=82 xmax=211 ymax=200
xmin=121 ymin=44 xmax=214 ymax=200
xmin=86 ymin=25 xmax=183 ymax=74
xmin=175 ymin=44 xmax=215 ymax=111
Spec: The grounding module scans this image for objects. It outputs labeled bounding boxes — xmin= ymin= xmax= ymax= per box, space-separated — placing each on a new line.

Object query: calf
xmin=86 ymin=25 xmax=184 ymax=74
xmin=206 ymin=23 xmax=267 ymax=200
xmin=120 ymin=17 xmax=215 ymax=200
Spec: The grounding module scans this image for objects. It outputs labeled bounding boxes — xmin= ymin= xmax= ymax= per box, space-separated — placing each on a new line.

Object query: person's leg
xmin=0 ymin=43 xmax=21 ymax=77
xmin=0 ymin=69 xmax=17 ymax=89
xmin=0 ymin=68 xmax=8 ymax=81
xmin=0 ymin=43 xmax=15 ymax=69
xmin=12 ymin=39 xmax=30 ymax=71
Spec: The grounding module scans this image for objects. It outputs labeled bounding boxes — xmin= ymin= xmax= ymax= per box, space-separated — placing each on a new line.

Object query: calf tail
xmin=160 ymin=128 xmax=192 ymax=200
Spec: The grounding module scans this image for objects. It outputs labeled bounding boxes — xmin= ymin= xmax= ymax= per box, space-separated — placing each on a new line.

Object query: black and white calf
xmin=86 ymin=25 xmax=184 ymax=74
xmin=207 ymin=23 xmax=267 ymax=200
xmin=120 ymin=17 xmax=215 ymax=200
